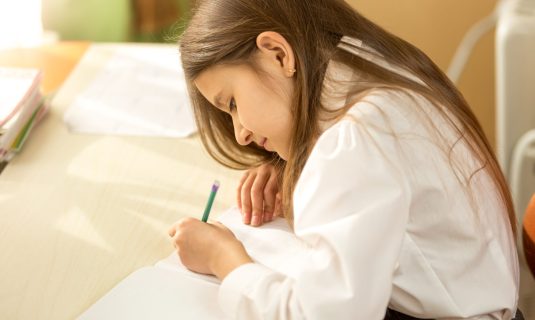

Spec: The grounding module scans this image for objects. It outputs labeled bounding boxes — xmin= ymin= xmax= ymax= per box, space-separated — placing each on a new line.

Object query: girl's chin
xmin=264 ymin=140 xmax=287 ymax=160
xmin=274 ymin=149 xmax=288 ymax=161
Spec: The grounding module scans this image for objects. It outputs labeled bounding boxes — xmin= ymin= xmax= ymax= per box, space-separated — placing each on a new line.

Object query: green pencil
xmin=202 ymin=180 xmax=220 ymax=222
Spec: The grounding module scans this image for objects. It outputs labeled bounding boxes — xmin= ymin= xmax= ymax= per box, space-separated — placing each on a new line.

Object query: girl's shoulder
xmin=314 ymin=87 xmax=464 ymax=172
xmin=322 ymin=88 xmax=437 ymax=140
xmin=344 ymin=88 xmax=433 ymax=122
xmin=313 ymin=88 xmax=419 ymax=161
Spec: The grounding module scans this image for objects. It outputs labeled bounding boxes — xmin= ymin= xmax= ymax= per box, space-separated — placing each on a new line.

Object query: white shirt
xmin=217 ymin=52 xmax=519 ymax=320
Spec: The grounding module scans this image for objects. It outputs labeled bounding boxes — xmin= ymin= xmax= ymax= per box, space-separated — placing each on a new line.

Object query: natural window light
xmin=0 ymin=0 xmax=48 ymax=49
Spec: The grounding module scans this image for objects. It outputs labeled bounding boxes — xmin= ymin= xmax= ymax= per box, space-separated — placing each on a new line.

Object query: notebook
xmin=0 ymin=67 xmax=41 ymax=125
xmin=78 ymin=207 xmax=306 ymax=319
xmin=59 ymin=43 xmax=197 ymax=138
xmin=0 ymin=67 xmax=47 ymax=162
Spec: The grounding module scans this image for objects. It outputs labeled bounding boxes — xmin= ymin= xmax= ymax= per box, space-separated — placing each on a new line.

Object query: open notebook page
xmin=62 ymin=43 xmax=196 ymax=138
xmin=79 ymin=207 xmax=305 ymax=319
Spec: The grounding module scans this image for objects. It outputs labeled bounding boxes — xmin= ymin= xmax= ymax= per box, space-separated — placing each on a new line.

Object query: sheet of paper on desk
xmin=62 ymin=44 xmax=196 ymax=137
xmin=78 ymin=207 xmax=306 ymax=320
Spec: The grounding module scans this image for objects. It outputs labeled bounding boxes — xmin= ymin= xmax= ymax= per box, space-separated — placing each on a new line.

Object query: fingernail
xmin=252 ymin=216 xmax=260 ymax=226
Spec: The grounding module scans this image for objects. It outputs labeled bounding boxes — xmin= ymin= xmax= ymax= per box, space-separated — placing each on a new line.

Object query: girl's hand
xmin=168 ymin=218 xmax=253 ymax=280
xmin=237 ymin=163 xmax=282 ymax=227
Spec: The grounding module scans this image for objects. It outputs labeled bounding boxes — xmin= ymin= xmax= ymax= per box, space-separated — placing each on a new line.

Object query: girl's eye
xmin=229 ymin=98 xmax=237 ymax=112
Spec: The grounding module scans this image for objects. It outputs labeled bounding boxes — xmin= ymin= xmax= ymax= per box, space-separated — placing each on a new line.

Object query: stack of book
xmin=0 ymin=67 xmax=48 ymax=163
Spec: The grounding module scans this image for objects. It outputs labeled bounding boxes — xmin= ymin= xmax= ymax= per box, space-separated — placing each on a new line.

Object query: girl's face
xmin=194 ymin=32 xmax=296 ymax=160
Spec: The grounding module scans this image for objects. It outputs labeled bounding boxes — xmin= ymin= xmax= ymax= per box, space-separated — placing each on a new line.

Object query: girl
xmin=167 ymin=0 xmax=522 ymax=319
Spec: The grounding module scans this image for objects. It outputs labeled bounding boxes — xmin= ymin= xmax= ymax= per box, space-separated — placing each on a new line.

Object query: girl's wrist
xmin=211 ymin=241 xmax=253 ymax=280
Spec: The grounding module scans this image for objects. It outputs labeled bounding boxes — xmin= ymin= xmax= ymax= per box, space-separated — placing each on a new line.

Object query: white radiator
xmin=496 ymin=0 xmax=535 ymax=221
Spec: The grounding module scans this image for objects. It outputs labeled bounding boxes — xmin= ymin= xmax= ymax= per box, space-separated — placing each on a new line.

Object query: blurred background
xmin=0 ymin=0 xmax=533 ymax=318
xmin=40 ymin=0 xmax=191 ymax=42
xmin=0 ymin=0 xmax=500 ymax=153
xmin=0 ymin=0 xmax=191 ymax=47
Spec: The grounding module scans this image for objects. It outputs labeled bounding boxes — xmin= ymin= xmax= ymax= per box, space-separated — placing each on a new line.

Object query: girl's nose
xmin=234 ymin=122 xmax=253 ymax=146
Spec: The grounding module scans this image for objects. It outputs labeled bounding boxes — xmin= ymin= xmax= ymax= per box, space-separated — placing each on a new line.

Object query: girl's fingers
xmin=241 ymin=172 xmax=255 ymax=224
xmin=236 ymin=171 xmax=249 ymax=212
xmin=262 ymin=172 xmax=278 ymax=222
xmin=237 ymin=163 xmax=281 ymax=226
xmin=250 ymin=169 xmax=270 ymax=226
xmin=168 ymin=221 xmax=181 ymax=237
xmin=273 ymin=192 xmax=282 ymax=217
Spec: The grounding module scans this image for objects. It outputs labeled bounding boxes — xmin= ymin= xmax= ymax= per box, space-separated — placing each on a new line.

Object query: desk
xmin=0 ymin=42 xmax=241 ymax=319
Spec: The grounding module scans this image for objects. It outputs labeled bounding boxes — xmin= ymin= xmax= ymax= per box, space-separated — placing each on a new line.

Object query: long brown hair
xmin=179 ymin=0 xmax=516 ymax=236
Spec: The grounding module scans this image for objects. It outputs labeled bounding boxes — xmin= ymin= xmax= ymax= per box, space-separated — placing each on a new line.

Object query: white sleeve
xmin=218 ymin=115 xmax=412 ymax=320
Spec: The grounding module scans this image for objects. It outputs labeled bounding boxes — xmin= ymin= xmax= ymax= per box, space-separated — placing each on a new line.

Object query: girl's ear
xmin=256 ymin=31 xmax=296 ymax=78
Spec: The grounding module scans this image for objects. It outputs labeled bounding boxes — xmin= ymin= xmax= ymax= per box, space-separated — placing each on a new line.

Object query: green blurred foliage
xmin=41 ymin=0 xmax=190 ymax=43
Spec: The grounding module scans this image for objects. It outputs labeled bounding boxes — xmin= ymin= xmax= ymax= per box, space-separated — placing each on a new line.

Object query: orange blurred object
xmin=523 ymin=194 xmax=535 ymax=278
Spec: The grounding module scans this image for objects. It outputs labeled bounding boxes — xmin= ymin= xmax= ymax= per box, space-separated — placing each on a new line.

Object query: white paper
xmin=79 ymin=207 xmax=305 ymax=320
xmin=78 ymin=267 xmax=226 ymax=320
xmin=0 ymin=67 xmax=41 ymax=126
xmin=63 ymin=44 xmax=197 ymax=138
